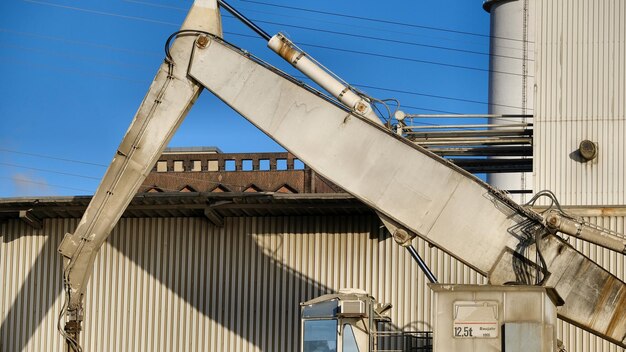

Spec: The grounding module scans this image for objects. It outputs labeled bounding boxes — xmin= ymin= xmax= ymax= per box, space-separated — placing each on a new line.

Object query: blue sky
xmin=0 ymin=0 xmax=492 ymax=197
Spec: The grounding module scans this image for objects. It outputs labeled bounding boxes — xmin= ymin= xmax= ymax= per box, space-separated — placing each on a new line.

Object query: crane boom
xmin=186 ymin=34 xmax=626 ymax=347
xmin=57 ymin=1 xmax=626 ymax=349
xmin=56 ymin=2 xmax=222 ymax=349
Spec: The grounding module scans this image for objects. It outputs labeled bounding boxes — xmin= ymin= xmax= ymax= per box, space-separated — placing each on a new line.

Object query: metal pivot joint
xmin=196 ymin=35 xmax=210 ymax=49
xmin=378 ymin=214 xmax=437 ymax=283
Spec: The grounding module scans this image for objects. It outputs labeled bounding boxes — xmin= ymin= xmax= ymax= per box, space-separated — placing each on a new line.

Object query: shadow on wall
xmin=1 ymin=215 xmax=412 ymax=351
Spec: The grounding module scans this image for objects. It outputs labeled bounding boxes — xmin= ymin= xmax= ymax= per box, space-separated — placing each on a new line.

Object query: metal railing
xmin=373 ymin=328 xmax=432 ymax=352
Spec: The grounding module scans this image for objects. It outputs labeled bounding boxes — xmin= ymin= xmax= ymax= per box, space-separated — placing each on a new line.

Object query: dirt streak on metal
xmin=604 ymin=282 xmax=626 ymax=342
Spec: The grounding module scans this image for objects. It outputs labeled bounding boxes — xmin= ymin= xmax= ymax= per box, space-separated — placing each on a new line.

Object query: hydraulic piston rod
xmin=545 ymin=210 xmax=626 ymax=254
xmin=267 ymin=33 xmax=382 ymax=125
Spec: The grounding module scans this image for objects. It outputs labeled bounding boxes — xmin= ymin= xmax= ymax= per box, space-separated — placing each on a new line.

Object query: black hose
xmin=218 ymin=0 xmax=272 ymax=41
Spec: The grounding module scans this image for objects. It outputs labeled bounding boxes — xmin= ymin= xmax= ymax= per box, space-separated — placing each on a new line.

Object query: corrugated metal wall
xmin=0 ymin=215 xmax=485 ymax=352
xmin=534 ymin=0 xmax=625 ymax=204
xmin=534 ymin=0 xmax=626 ymax=350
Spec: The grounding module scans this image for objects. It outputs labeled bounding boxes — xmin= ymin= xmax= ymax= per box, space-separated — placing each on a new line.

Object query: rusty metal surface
xmin=491 ymin=235 xmax=626 ymax=347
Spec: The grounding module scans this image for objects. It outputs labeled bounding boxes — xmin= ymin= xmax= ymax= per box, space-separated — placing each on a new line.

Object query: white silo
xmin=484 ymin=0 xmax=535 ymax=203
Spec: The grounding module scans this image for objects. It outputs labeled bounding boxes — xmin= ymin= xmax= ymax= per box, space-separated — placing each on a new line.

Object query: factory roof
xmin=0 ymin=192 xmax=371 ymax=228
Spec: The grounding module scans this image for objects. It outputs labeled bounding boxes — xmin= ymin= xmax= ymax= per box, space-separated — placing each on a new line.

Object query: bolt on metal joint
xmin=196 ymin=35 xmax=210 ymax=49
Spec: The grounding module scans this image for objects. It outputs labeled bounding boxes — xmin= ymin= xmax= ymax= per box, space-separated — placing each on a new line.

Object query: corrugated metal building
xmin=1 ymin=194 xmax=487 ymax=351
xmin=1 ymin=196 xmax=624 ymax=351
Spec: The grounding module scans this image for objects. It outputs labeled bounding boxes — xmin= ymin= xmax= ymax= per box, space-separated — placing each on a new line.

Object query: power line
xmin=209 ymin=29 xmax=523 ymax=78
xmin=287 ymin=71 xmax=512 ymax=109
xmin=2 ymin=28 xmax=499 ymax=110
xmin=0 ymin=161 xmax=231 ymax=192
xmin=11 ymin=0 xmax=533 ymax=108
xmin=292 ymin=41 xmax=518 ymax=76
xmin=0 ymin=162 xmax=102 ymax=180
xmin=126 ymin=0 xmax=489 ymax=50
xmin=234 ymin=18 xmax=531 ymax=65
xmin=243 ymin=35 xmax=493 ymax=75
xmin=0 ymin=48 xmax=480 ymax=113
xmin=398 ymin=105 xmax=460 ymax=115
xmin=0 ymin=28 xmax=160 ymax=57
xmin=231 ymin=3 xmax=505 ymax=52
xmin=0 ymin=43 xmax=149 ymax=70
xmin=1 ymin=176 xmax=93 ymax=193
xmin=352 ymin=84 xmax=526 ymax=110
xmin=21 ymin=0 xmax=529 ymax=76
xmin=240 ymin=0 xmax=534 ymax=44
xmin=126 ymin=0 xmax=531 ymax=57
xmin=13 ymin=1 xmax=524 ymax=109
xmin=21 ymin=0 xmax=180 ymax=27
xmin=123 ymin=0 xmax=528 ymax=62
xmin=0 ymin=56 xmax=147 ymax=84
xmin=0 ymin=150 xmax=283 ymax=192
xmin=0 ymin=148 xmax=107 ymax=167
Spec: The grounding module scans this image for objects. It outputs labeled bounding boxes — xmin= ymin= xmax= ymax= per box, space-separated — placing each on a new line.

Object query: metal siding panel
xmin=535 ymin=0 xmax=626 ymax=205
xmin=2 ymin=214 xmax=623 ymax=351
xmin=0 ymin=216 xmax=484 ymax=351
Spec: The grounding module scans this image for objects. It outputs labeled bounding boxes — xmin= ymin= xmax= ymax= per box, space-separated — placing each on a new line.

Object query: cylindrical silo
xmin=483 ymin=0 xmax=535 ymax=203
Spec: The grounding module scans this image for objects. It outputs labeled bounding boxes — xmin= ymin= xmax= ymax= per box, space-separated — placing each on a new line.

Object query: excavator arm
xmin=186 ymin=33 xmax=626 ymax=347
xmin=57 ymin=0 xmax=626 ymax=349
xmin=56 ymin=2 xmax=222 ymax=349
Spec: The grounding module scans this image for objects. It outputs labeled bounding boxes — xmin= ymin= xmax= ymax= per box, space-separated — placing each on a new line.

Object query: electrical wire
xmin=21 ymin=0 xmax=180 ymax=27
xmin=351 ymin=83 xmax=527 ymax=110
xmin=0 ymin=27 xmax=160 ymax=58
xmin=0 ymin=149 xmax=307 ymax=193
xmin=0 ymin=56 xmax=146 ymax=84
xmin=0 ymin=27 xmax=502 ymax=111
xmin=240 ymin=0 xmax=535 ymax=44
xmin=1 ymin=168 xmax=256 ymax=194
xmin=7 ymin=1 xmax=537 ymax=124
xmin=0 ymin=148 xmax=107 ymax=167
xmin=123 ymin=0 xmax=530 ymax=61
xmin=288 ymin=41 xmax=512 ymax=76
xmin=0 ymin=162 xmax=101 ymax=180
xmin=0 ymin=176 xmax=94 ymax=193
xmin=243 ymin=18 xmax=533 ymax=66
xmin=9 ymin=1 xmax=534 ymax=109
xmin=123 ymin=0 xmax=514 ymax=52
xmin=0 ymin=43 xmax=148 ymax=70
xmin=20 ymin=0 xmax=531 ymax=76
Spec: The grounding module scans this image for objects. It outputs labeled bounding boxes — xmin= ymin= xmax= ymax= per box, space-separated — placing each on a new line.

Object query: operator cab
xmin=300 ymin=288 xmax=432 ymax=352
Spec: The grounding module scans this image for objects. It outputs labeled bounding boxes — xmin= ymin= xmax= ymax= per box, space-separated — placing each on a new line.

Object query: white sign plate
xmin=453 ymin=301 xmax=499 ymax=338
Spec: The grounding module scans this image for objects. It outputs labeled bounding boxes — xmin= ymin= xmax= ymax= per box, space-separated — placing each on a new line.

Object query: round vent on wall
xmin=579 ymin=140 xmax=598 ymax=161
